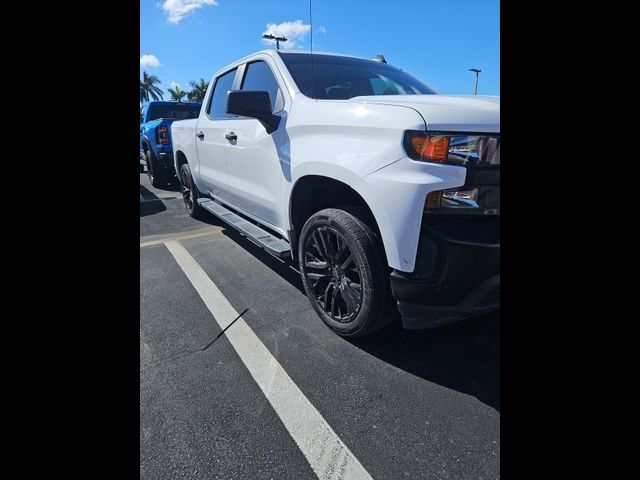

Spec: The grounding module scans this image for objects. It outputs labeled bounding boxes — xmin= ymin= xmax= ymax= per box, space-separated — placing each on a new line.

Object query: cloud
xmin=169 ymin=81 xmax=181 ymax=89
xmin=318 ymin=25 xmax=327 ymax=34
xmin=161 ymin=0 xmax=217 ymax=24
xmin=140 ymin=54 xmax=161 ymax=68
xmin=262 ymin=20 xmax=311 ymax=49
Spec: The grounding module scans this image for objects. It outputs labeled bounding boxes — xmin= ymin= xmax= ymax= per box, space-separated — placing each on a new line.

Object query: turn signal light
xmin=426 ymin=136 xmax=449 ymax=162
xmin=404 ymin=132 xmax=450 ymax=163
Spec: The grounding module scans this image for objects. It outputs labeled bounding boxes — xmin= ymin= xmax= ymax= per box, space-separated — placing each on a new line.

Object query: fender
xmin=289 ymin=159 xmax=466 ymax=272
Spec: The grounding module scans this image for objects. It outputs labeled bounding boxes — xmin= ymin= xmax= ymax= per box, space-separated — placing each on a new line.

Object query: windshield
xmin=279 ymin=53 xmax=437 ymax=100
xmin=148 ymin=103 xmax=201 ymax=121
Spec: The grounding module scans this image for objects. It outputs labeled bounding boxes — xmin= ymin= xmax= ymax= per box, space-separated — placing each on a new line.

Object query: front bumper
xmin=390 ymin=216 xmax=500 ymax=329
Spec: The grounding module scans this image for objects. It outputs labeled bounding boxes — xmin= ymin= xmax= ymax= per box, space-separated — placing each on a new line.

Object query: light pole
xmin=468 ymin=68 xmax=481 ymax=95
xmin=262 ymin=34 xmax=288 ymax=50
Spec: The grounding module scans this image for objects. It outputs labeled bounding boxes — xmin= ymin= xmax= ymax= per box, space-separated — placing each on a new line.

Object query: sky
xmin=140 ymin=0 xmax=500 ymax=97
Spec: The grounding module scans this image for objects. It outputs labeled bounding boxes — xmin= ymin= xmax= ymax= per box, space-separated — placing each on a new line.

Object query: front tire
xmin=179 ymin=163 xmax=206 ymax=219
xmin=298 ymin=208 xmax=398 ymax=337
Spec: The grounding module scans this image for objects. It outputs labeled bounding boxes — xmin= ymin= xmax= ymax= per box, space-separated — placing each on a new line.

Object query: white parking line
xmin=165 ymin=240 xmax=373 ymax=480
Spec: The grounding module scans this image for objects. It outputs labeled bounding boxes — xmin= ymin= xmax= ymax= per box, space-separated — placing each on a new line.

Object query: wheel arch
xmin=175 ymin=150 xmax=188 ymax=173
xmin=289 ymin=175 xmax=382 ymax=262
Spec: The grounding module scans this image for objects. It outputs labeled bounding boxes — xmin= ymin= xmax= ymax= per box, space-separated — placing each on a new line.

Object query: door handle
xmin=196 ymin=131 xmax=205 ymax=139
xmin=224 ymin=131 xmax=237 ymax=141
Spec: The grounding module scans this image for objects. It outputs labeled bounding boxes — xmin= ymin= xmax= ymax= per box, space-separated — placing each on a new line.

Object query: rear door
xmin=194 ymin=67 xmax=240 ymax=201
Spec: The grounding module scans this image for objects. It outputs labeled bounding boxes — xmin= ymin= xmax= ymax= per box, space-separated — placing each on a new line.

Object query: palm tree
xmin=187 ymin=79 xmax=209 ymax=102
xmin=168 ymin=85 xmax=187 ymax=102
xmin=140 ymin=71 xmax=163 ymax=103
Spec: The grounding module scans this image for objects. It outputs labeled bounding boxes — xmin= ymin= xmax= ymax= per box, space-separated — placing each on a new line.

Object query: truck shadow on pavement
xmin=220 ymin=228 xmax=306 ymax=293
xmin=139 ymin=185 xmax=167 ymax=217
xmin=350 ymin=312 xmax=500 ymax=411
xmin=218 ymin=226 xmax=500 ymax=412
xmin=151 ymin=183 xmax=181 ymax=193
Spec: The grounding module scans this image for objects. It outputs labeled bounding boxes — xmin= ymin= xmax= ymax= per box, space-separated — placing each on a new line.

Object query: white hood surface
xmin=352 ymin=94 xmax=500 ymax=133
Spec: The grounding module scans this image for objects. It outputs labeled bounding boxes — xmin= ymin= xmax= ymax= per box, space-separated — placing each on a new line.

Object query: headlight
xmin=404 ymin=131 xmax=500 ymax=166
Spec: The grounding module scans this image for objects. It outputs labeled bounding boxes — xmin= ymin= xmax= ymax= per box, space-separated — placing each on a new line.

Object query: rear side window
xmin=240 ymin=61 xmax=283 ymax=112
xmin=208 ymin=68 xmax=238 ymax=119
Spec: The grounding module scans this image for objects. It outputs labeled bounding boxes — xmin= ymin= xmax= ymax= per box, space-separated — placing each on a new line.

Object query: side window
xmin=240 ymin=61 xmax=283 ymax=112
xmin=208 ymin=68 xmax=238 ymax=119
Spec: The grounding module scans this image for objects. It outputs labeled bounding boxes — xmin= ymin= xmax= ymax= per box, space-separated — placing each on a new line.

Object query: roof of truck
xmin=257 ymin=48 xmax=380 ymax=62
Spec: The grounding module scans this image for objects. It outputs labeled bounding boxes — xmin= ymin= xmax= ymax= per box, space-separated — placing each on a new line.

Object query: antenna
xmin=310 ymin=0 xmax=314 ymax=99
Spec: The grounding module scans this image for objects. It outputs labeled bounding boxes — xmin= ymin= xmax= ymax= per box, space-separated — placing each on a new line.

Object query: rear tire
xmin=179 ymin=163 xmax=206 ymax=219
xmin=298 ymin=208 xmax=398 ymax=337
xmin=146 ymin=150 xmax=167 ymax=188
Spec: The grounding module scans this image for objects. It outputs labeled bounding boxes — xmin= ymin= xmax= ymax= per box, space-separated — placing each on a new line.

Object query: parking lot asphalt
xmin=140 ymin=172 xmax=500 ymax=480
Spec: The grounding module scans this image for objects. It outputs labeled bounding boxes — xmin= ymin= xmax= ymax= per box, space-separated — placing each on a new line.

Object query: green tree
xmin=140 ymin=71 xmax=163 ymax=103
xmin=187 ymin=79 xmax=209 ymax=102
xmin=168 ymin=85 xmax=187 ymax=102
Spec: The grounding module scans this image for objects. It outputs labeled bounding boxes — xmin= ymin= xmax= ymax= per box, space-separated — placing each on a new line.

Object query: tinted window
xmin=240 ymin=61 xmax=283 ymax=112
xmin=279 ymin=53 xmax=437 ymax=99
xmin=147 ymin=103 xmax=201 ymax=121
xmin=208 ymin=68 xmax=238 ymax=119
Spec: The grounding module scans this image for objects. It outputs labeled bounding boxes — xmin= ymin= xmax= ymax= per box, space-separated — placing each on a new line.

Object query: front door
xmin=225 ymin=59 xmax=288 ymax=231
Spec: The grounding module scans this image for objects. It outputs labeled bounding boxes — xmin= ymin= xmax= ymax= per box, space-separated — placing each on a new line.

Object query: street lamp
xmin=262 ymin=34 xmax=288 ymax=50
xmin=468 ymin=68 xmax=481 ymax=95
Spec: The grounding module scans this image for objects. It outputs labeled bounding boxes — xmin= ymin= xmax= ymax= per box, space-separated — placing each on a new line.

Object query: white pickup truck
xmin=171 ymin=49 xmax=500 ymax=337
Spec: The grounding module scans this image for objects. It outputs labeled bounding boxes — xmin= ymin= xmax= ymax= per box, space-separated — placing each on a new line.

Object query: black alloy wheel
xmin=179 ymin=163 xmax=205 ymax=219
xmin=298 ymin=208 xmax=398 ymax=337
xmin=302 ymin=226 xmax=363 ymax=322
xmin=181 ymin=166 xmax=194 ymax=212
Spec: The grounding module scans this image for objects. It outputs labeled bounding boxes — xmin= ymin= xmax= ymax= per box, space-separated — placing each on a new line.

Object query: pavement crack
xmin=201 ymin=307 xmax=249 ymax=351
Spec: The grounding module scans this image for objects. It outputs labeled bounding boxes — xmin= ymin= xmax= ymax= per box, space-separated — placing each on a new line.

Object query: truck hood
xmin=351 ymin=94 xmax=500 ymax=133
